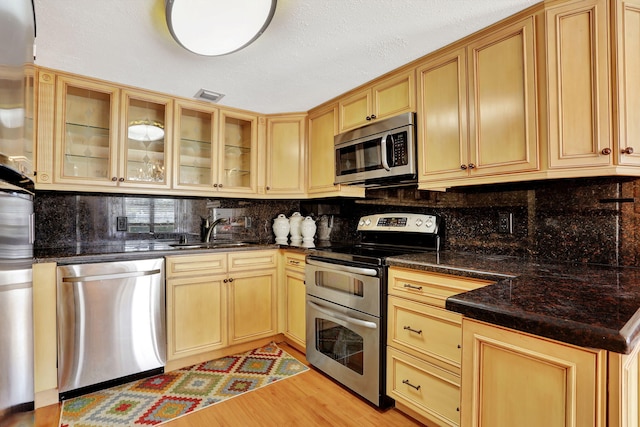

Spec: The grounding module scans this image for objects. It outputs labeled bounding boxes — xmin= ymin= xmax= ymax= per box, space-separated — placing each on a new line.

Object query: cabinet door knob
xmin=213 ymin=183 xmax=218 ymax=187
xmin=219 ymin=183 xmax=223 ymax=188
xmin=468 ymin=163 xmax=476 ymax=169
xmin=228 ymin=277 xmax=233 ymax=282
xmin=622 ymin=147 xmax=635 ymax=155
xmin=601 ymin=148 xmax=612 ymax=155
xmin=118 ymin=177 xmax=125 ymax=182
xmin=223 ymin=278 xmax=228 ymax=283
xmin=111 ymin=177 xmax=118 ymax=181
xmin=460 ymin=164 xmax=468 ymax=170
xmin=266 ymin=186 xmax=270 ymax=191
xmin=366 ymin=116 xmax=371 ymax=121
xmin=370 ymin=114 xmax=376 ymax=120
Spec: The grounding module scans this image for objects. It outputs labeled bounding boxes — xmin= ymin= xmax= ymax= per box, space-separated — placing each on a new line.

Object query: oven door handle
xmin=307 ymin=301 xmax=378 ymax=329
xmin=306 ymin=259 xmax=379 ymax=277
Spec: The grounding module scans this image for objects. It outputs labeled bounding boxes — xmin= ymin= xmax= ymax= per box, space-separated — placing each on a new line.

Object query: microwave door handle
xmin=307 ymin=301 xmax=378 ymax=329
xmin=381 ymin=132 xmax=391 ymax=171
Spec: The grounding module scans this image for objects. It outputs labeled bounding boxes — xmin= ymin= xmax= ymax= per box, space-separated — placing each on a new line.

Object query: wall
xmin=34 ymin=176 xmax=640 ymax=267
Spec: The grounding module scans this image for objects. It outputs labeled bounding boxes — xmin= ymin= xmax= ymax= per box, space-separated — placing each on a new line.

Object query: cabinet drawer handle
xmin=403 ymin=283 xmax=423 ymax=290
xmin=289 ymin=260 xmax=300 ymax=265
xmin=403 ymin=326 xmax=422 ymax=335
xmin=402 ymin=379 xmax=421 ymax=391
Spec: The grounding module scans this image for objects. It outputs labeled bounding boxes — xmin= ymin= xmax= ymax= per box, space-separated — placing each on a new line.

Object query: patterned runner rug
xmin=59 ymin=342 xmax=309 ymax=426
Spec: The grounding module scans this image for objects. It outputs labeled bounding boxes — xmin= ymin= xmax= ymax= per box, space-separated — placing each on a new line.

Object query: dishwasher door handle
xmin=61 ymin=269 xmax=161 ymax=283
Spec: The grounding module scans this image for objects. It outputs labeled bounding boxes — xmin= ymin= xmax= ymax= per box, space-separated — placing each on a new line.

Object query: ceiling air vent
xmin=194 ymin=89 xmax=225 ymax=103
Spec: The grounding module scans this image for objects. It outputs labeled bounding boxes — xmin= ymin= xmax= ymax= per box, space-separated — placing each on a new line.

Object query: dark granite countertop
xmin=386 ymin=252 xmax=640 ymax=354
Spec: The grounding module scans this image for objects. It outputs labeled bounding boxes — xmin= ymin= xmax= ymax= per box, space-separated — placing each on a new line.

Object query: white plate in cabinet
xmin=387 ymin=347 xmax=461 ymax=427
xmin=388 ymin=295 xmax=462 ymax=374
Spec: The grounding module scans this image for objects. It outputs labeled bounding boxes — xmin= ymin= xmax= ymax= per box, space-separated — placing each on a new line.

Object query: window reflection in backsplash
xmin=33 ymin=192 xmax=300 ymax=249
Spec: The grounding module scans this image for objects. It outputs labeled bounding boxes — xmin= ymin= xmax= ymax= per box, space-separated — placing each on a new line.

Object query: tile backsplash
xmin=34 ymin=176 xmax=640 ymax=267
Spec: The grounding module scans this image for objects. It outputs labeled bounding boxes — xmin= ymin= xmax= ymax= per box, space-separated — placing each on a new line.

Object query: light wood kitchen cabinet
xmin=306 ymin=103 xmax=364 ymax=198
xmin=165 ymin=249 xmax=277 ymax=363
xmin=612 ymin=0 xmax=640 ymax=167
xmin=386 ymin=267 xmax=492 ymax=427
xmin=264 ymin=114 xmax=306 ymax=196
xmin=545 ymin=0 xmax=612 ymax=169
xmin=172 ymin=100 xmax=218 ymax=191
xmin=338 ymin=70 xmax=415 ymax=133
xmin=36 ymin=70 xmax=174 ymax=190
xmin=281 ymin=250 xmax=306 ymax=351
xmin=216 ymin=109 xmax=259 ymax=194
xmin=608 ymin=340 xmax=640 ymax=427
xmin=33 ymin=262 xmax=58 ymax=408
xmin=417 ymin=15 xmax=538 ymax=190
xmin=461 ymin=318 xmax=607 ymax=427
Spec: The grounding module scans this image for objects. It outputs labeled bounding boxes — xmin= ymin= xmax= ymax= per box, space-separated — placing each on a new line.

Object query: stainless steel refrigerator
xmin=0 ymin=0 xmax=36 ymax=424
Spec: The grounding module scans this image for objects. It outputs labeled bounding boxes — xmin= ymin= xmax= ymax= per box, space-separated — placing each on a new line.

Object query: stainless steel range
xmin=305 ymin=213 xmax=443 ymax=408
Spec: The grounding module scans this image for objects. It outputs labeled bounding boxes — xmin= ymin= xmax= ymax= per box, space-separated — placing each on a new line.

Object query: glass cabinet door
xmin=218 ymin=110 xmax=257 ymax=192
xmin=121 ymin=90 xmax=172 ymax=188
xmin=174 ymin=102 xmax=216 ymax=188
xmin=55 ymin=76 xmax=119 ymax=185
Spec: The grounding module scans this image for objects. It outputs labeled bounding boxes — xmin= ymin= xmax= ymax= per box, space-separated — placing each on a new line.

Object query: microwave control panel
xmin=389 ymin=131 xmax=408 ymax=166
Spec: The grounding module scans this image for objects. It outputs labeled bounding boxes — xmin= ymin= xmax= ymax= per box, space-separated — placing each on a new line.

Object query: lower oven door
xmin=306 ymin=294 xmax=381 ymax=406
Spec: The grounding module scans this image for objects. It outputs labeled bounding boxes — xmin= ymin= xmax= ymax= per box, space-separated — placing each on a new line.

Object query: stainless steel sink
xmin=169 ymin=241 xmax=251 ymax=250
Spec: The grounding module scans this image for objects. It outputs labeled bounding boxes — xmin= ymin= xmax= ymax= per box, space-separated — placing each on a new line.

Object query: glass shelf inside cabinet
xmin=179 ymin=138 xmax=212 ymax=185
xmin=64 ymin=123 xmax=110 ymax=179
xmin=223 ymin=116 xmax=252 ymax=187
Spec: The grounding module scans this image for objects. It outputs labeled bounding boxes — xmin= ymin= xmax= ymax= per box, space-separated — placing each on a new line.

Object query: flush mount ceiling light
xmin=128 ymin=120 xmax=165 ymax=141
xmin=165 ymin=0 xmax=277 ymax=56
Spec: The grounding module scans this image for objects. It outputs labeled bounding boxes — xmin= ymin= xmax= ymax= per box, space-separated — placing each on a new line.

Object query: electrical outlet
xmin=117 ymin=216 xmax=127 ymax=231
xmin=498 ymin=212 xmax=513 ymax=234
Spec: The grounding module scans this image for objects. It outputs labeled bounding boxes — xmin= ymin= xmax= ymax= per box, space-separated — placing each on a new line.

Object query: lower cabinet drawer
xmin=388 ymin=295 xmax=462 ymax=372
xmin=387 ymin=347 xmax=461 ymax=427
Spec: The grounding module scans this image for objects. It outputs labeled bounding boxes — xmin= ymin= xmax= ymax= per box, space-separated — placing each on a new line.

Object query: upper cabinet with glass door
xmin=53 ymin=75 xmax=120 ymax=187
xmin=119 ymin=89 xmax=172 ymax=189
xmin=172 ymin=100 xmax=217 ymax=191
xmin=216 ymin=109 xmax=257 ymax=194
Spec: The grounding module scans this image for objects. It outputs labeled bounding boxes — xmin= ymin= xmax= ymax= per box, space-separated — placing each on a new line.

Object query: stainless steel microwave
xmin=334 ymin=112 xmax=417 ymax=187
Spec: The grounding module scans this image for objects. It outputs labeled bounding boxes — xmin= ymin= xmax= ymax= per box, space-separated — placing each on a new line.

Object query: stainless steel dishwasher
xmin=57 ymin=258 xmax=166 ymax=399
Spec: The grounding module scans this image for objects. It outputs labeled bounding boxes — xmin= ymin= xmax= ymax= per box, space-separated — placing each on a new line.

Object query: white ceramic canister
xmin=273 ymin=214 xmax=290 ymax=244
xmin=301 ymin=215 xmax=317 ymax=245
xmin=288 ymin=212 xmax=303 ymax=242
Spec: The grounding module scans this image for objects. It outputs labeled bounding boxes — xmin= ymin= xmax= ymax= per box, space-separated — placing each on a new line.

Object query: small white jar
xmin=272 ymin=214 xmax=290 ymax=244
xmin=288 ymin=212 xmax=303 ymax=242
xmin=301 ymin=216 xmax=317 ymax=246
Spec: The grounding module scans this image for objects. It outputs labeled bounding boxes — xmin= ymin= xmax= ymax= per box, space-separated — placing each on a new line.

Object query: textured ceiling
xmin=33 ymin=0 xmax=539 ymax=114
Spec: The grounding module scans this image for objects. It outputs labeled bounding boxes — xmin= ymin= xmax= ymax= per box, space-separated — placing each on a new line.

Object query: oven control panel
xmin=357 ymin=213 xmax=439 ymax=233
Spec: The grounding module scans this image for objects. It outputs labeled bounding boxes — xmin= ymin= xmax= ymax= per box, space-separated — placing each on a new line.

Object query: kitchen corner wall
xmin=34 ymin=176 xmax=640 ymax=267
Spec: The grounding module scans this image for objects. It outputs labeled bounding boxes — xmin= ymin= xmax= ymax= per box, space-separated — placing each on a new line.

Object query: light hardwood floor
xmin=34 ymin=342 xmax=423 ymax=426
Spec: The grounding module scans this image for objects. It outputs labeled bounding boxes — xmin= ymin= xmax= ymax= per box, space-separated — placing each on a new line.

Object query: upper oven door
xmin=334 ymin=125 xmax=416 ymax=185
xmin=305 ymin=257 xmax=381 ymax=316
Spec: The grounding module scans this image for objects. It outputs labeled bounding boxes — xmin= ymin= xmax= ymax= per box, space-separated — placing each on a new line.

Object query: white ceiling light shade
xmin=165 ymin=0 xmax=277 ymax=56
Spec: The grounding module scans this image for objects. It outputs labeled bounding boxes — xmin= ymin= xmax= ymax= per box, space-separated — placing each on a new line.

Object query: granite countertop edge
xmin=386 ymin=252 xmax=640 ymax=354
